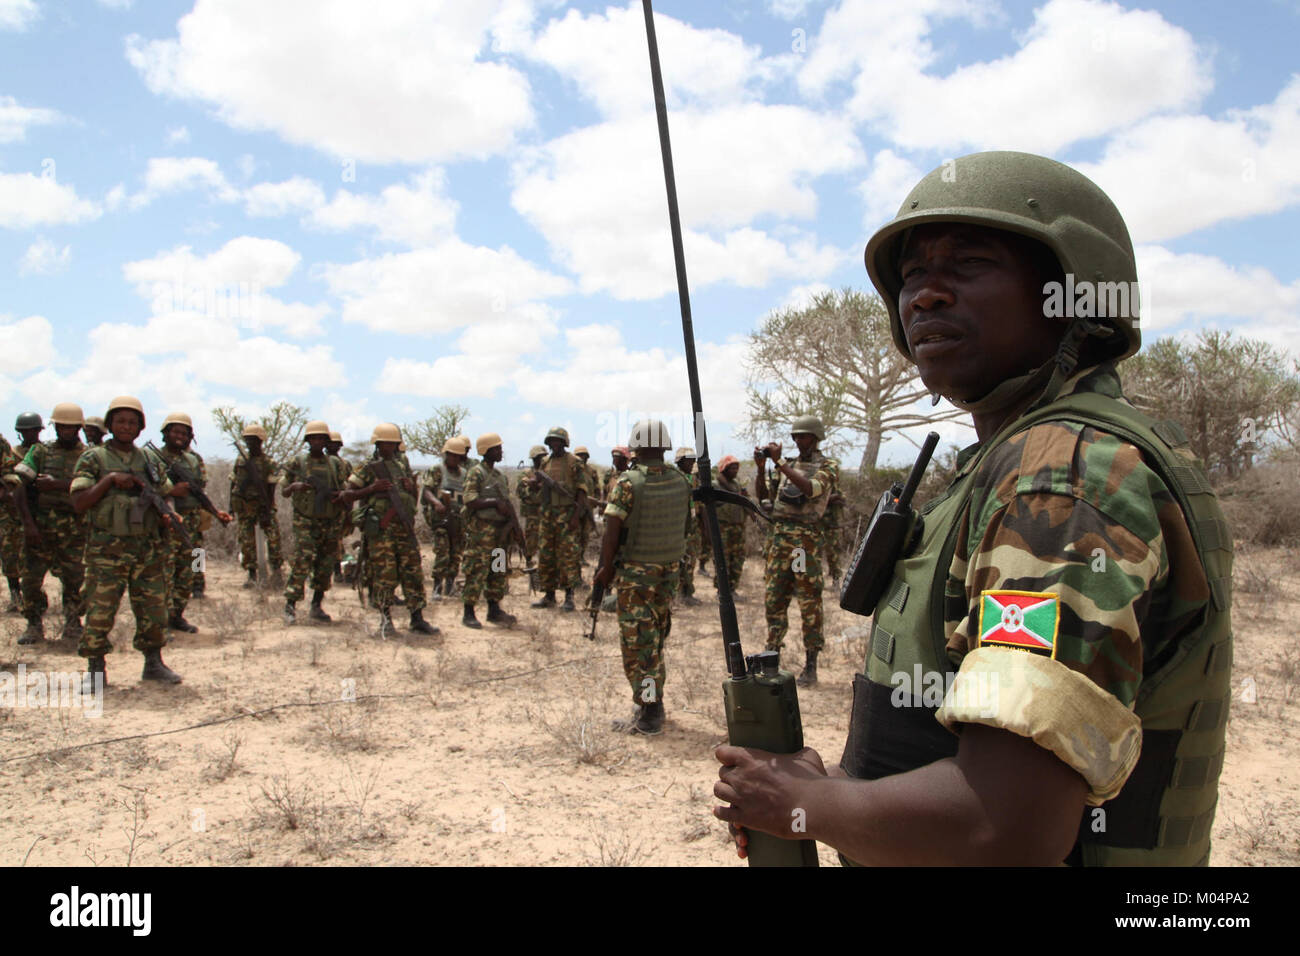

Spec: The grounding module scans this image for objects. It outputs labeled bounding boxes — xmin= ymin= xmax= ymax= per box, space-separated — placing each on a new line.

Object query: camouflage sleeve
xmin=347 ymin=462 xmax=372 ymax=489
xmin=809 ymin=456 xmax=838 ymax=500
xmin=935 ymin=421 xmax=1208 ymax=804
xmin=196 ymin=452 xmax=208 ymax=484
xmin=422 ymin=465 xmax=442 ymax=496
xmin=604 ymin=473 xmax=635 ymax=520
xmin=69 ymin=448 xmax=100 ymax=493
xmin=8 ymin=444 xmax=40 ymax=485
xmin=461 ymin=465 xmax=484 ymax=503
xmin=283 ymin=457 xmax=301 ymax=484
xmin=574 ymin=460 xmax=591 ymax=497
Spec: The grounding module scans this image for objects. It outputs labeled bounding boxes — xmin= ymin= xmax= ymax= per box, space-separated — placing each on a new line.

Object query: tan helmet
xmin=328 ymin=431 xmax=342 ymax=443
xmin=545 ymin=426 xmax=570 ymax=445
xmin=304 ymin=420 xmax=330 ymax=438
xmin=373 ymin=423 xmax=402 ymax=444
xmin=790 ymin=415 xmax=825 ymax=441
xmin=50 ymin=402 xmax=85 ymax=426
xmin=574 ymin=445 xmax=589 ymax=456
xmin=83 ymin=415 xmax=106 ymax=432
xmin=628 ymin=420 xmax=671 ymax=451
xmin=161 ymin=412 xmax=194 ymax=433
xmin=105 ymin=395 xmax=146 ymax=429
xmin=441 ymin=438 xmax=463 ymax=455
xmin=529 ymin=444 xmax=546 ymax=459
xmin=242 ymin=423 xmax=268 ymax=441
xmin=476 ymin=432 xmax=503 ymax=456
xmin=674 ymin=447 xmax=697 ymax=461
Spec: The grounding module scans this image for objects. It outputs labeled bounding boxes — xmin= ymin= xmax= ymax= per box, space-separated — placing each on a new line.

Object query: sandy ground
xmin=1 ymin=543 xmax=1296 ymax=867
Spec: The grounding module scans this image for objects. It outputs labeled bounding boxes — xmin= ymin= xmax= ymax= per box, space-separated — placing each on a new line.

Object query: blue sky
xmin=2 ymin=0 xmax=1297 ymax=468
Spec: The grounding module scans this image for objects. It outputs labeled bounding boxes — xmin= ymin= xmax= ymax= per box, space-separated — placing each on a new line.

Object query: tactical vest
xmin=715 ymin=471 xmax=746 ymax=525
xmin=33 ymin=441 xmax=84 ymax=511
xmin=366 ymin=458 xmax=415 ymax=518
xmin=541 ymin=454 xmax=583 ymax=508
xmin=161 ymin=448 xmax=203 ymax=512
xmin=772 ymin=453 xmax=832 ymax=523
xmin=840 ymin=390 xmax=1232 ymax=867
xmin=467 ymin=465 xmax=511 ymax=526
xmin=619 ymin=466 xmax=691 ymax=566
xmin=84 ymin=446 xmax=164 ymax=537
xmin=440 ymin=464 xmax=466 ymax=508
xmin=289 ymin=453 xmax=344 ymax=519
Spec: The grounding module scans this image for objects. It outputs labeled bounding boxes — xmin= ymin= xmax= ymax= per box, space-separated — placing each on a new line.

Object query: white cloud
xmin=242 ymin=176 xmax=325 ymax=217
xmin=166 ymin=125 xmax=190 ymax=144
xmin=0 ymin=315 xmax=55 ymax=374
xmin=0 ymin=0 xmax=37 ymax=31
xmin=97 ymin=0 xmax=135 ymax=9
xmin=768 ymin=0 xmax=822 ymax=19
xmin=0 ymin=172 xmax=101 ymax=228
xmin=321 ymin=239 xmax=572 ymax=335
xmin=800 ymin=0 xmax=1210 ymax=154
xmin=0 ymin=95 xmax=60 ymax=142
xmin=126 ymin=0 xmax=534 ymax=162
xmin=858 ymin=149 xmax=924 ymax=230
xmin=308 ymin=170 xmax=459 ymax=245
xmin=128 ymin=156 xmax=239 ymax=209
xmin=1080 ymin=76 xmax=1300 ymax=243
xmin=18 ymin=237 xmax=70 ymax=275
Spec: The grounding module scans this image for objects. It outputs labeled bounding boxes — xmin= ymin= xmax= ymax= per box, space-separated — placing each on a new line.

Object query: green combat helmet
xmin=865 ymin=150 xmax=1139 ymax=366
xmin=790 ymin=415 xmax=825 ymax=440
xmin=15 ymin=411 xmax=43 ymax=431
xmin=545 ymin=426 xmax=570 ymax=446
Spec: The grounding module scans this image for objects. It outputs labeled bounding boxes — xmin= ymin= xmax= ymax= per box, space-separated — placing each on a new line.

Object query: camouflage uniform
xmin=150 ymin=445 xmax=205 ymax=620
xmin=578 ymin=459 xmax=602 ymax=559
xmin=536 ymin=452 xmax=591 ymax=592
xmin=10 ymin=439 xmax=87 ymax=628
xmin=461 ymin=460 xmax=512 ymax=605
xmin=713 ymin=467 xmax=748 ymax=592
xmin=0 ymin=437 xmax=27 ymax=608
xmin=350 ymin=457 xmax=425 ymax=612
xmin=605 ymin=462 xmax=691 ymax=706
xmin=516 ymin=467 xmax=542 ymax=563
xmin=676 ymin=470 xmax=702 ymax=598
xmin=230 ymin=454 xmax=283 ymax=572
xmin=819 ymin=491 xmax=845 ymax=583
xmin=330 ymin=451 xmax=354 ymax=564
xmin=421 ymin=462 xmax=467 ymax=584
xmin=69 ymin=445 xmax=174 ymax=659
xmin=283 ymin=452 xmax=348 ymax=603
xmin=764 ymin=451 xmax=839 ymax=655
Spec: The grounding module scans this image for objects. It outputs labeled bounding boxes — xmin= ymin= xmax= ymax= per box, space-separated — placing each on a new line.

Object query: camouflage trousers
xmin=163 ymin=510 xmax=203 ymax=617
xmin=237 ymin=510 xmax=283 ymax=571
xmin=364 ymin=529 xmax=425 ymax=612
xmin=461 ymin=520 xmax=508 ymax=605
xmin=616 ymin=562 xmax=676 ymax=706
xmin=21 ymin=507 xmax=86 ymax=620
xmin=675 ymin=525 xmax=700 ymax=597
xmin=764 ymin=522 xmax=825 ymax=655
xmin=286 ymin=514 xmax=342 ymax=602
xmin=80 ymin=530 xmax=167 ymax=658
xmin=713 ymin=521 xmax=745 ymax=592
xmin=820 ymin=524 xmax=842 ymax=581
xmin=429 ymin=516 xmax=466 ymax=580
xmin=537 ymin=508 xmax=582 ymax=591
xmin=0 ymin=509 xmax=24 ymax=581
xmin=522 ymin=512 xmax=540 ymax=563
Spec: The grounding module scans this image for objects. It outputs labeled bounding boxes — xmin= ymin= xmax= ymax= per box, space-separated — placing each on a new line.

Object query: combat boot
xmin=561 ymin=589 xmax=576 ymax=612
xmin=283 ymin=600 xmax=297 ymax=625
xmin=83 ymin=656 xmax=106 ymax=694
xmin=612 ymin=705 xmax=644 ymax=733
xmin=61 ymin=617 xmax=84 ymax=642
xmin=242 ymin=568 xmax=257 ymax=589
xmin=18 ymin=615 xmax=43 ymax=645
xmin=5 ymin=576 xmax=21 ymax=614
xmin=141 ymin=648 xmax=182 ymax=684
xmin=637 ymin=701 xmax=665 ymax=735
xmin=462 ymin=603 xmax=482 ymax=629
xmin=486 ymin=601 xmax=516 ymax=628
xmin=531 ymin=591 xmax=556 ymax=609
xmin=796 ymin=650 xmax=818 ymax=687
xmin=309 ymin=590 xmax=331 ymax=622
xmin=168 ymin=613 xmax=199 ymax=634
xmin=409 ymin=610 xmax=438 ymax=635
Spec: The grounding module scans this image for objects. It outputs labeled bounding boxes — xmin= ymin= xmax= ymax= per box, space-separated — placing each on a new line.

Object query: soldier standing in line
xmin=711 ymin=454 xmax=749 ymax=597
xmin=151 ymin=412 xmax=231 ymax=632
xmin=754 ymin=415 xmax=839 ymax=686
xmin=516 ymin=444 xmax=546 ymax=565
xmin=82 ymin=417 xmax=106 ymax=447
xmin=421 ymin=436 xmax=468 ymax=600
xmin=574 ymin=446 xmax=602 ymax=567
xmin=281 ymin=421 xmax=348 ymax=625
xmin=230 ymin=423 xmax=284 ymax=588
xmin=327 ymin=431 xmax=353 ymax=582
xmin=819 ymin=489 xmax=846 ymax=589
xmin=173 ymin=419 xmax=216 ymax=600
xmin=529 ymin=426 xmax=591 ymax=612
xmin=1 ymin=412 xmax=44 ymax=612
xmin=460 ymin=433 xmax=520 ymax=629
xmin=595 ymin=420 xmax=691 ymax=736
xmin=672 ymin=447 xmax=703 ymax=607
xmin=340 ymin=423 xmax=436 ymax=635
xmin=8 ymin=403 xmax=87 ymax=644
xmin=70 ymin=396 xmax=185 ymax=688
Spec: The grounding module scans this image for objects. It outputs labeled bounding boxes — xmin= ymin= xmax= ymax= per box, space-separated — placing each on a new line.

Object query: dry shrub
xmin=531 ymin=696 xmax=625 ymax=767
xmin=1218 ymin=462 xmax=1300 ymax=547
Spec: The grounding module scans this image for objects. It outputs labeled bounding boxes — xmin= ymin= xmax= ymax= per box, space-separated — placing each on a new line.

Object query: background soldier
xmin=460 ymin=433 xmax=520 ymax=629
xmin=0 ymin=430 xmax=23 ymax=612
xmin=754 ymin=415 xmax=839 ymax=686
xmin=672 ymin=447 xmax=703 ymax=607
xmin=341 ymin=423 xmax=436 ymax=635
xmin=421 ymin=436 xmax=468 ymax=600
xmin=70 ymin=396 xmax=184 ymax=688
xmin=574 ymin=445 xmax=602 ymax=566
xmin=529 ymin=426 xmax=590 ymax=612
xmin=230 ymin=423 xmax=284 ymax=588
xmin=606 ymin=446 xmax=631 ymax=497
xmin=712 ymin=454 xmax=749 ymax=596
xmin=516 ymin=444 xmax=546 ymax=564
xmin=82 ymin=416 xmax=106 ymax=447
xmin=9 ymin=403 xmax=87 ymax=644
xmin=595 ymin=420 xmax=691 ymax=736
xmin=281 ymin=421 xmax=347 ymax=624
xmin=819 ymin=490 xmax=846 ymax=589
xmin=327 ymin=431 xmax=353 ymax=581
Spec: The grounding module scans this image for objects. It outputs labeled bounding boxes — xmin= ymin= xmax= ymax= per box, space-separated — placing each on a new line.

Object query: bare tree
xmin=211 ymin=401 xmax=310 ymax=464
xmin=743 ymin=288 xmax=966 ymax=470
xmin=400 ymin=404 xmax=471 ymax=458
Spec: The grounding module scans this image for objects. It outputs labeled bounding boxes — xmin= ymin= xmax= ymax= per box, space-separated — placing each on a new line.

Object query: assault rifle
xmin=587 ymin=579 xmax=604 ymax=641
xmin=130 ymin=458 xmax=192 ymax=549
xmin=372 ymin=459 xmax=421 ymax=551
xmin=643 ymin=0 xmax=815 ymax=867
xmin=529 ymin=467 xmax=588 ymax=524
xmin=144 ymin=442 xmax=226 ymax=524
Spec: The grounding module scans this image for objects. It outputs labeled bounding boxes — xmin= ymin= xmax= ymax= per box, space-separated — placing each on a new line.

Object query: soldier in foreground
xmin=711 ymin=454 xmax=748 ymax=596
xmin=594 ymin=420 xmax=691 ymax=736
xmin=421 ymin=437 xmax=468 ymax=600
xmin=754 ymin=416 xmax=839 ymax=686
xmin=281 ymin=421 xmax=348 ymax=624
xmin=459 ymin=433 xmax=519 ymax=629
xmin=341 ymin=423 xmax=436 ymax=635
xmin=70 ymin=396 xmax=185 ymax=688
xmin=231 ymin=424 xmax=284 ymax=588
xmin=716 ymin=151 xmax=1232 ymax=867
xmin=672 ymin=448 xmax=703 ymax=606
xmin=529 ymin=427 xmax=590 ymax=612
xmin=516 ymin=444 xmax=546 ymax=564
xmin=9 ymin=403 xmax=87 ymax=644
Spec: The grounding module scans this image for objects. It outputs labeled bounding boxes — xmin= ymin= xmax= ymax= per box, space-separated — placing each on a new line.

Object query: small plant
xmin=590 ymin=829 xmax=646 ymax=867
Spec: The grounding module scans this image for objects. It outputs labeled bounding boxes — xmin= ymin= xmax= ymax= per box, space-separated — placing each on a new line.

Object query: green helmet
xmin=790 ymin=415 xmax=825 ymax=441
xmin=545 ymin=426 xmax=570 ymax=445
xmin=865 ymin=151 xmax=1139 ymax=363
xmin=15 ymin=411 xmax=42 ymax=430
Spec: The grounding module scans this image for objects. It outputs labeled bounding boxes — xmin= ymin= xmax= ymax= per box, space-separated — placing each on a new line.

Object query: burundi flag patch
xmin=978 ymin=590 xmax=1059 ymax=658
